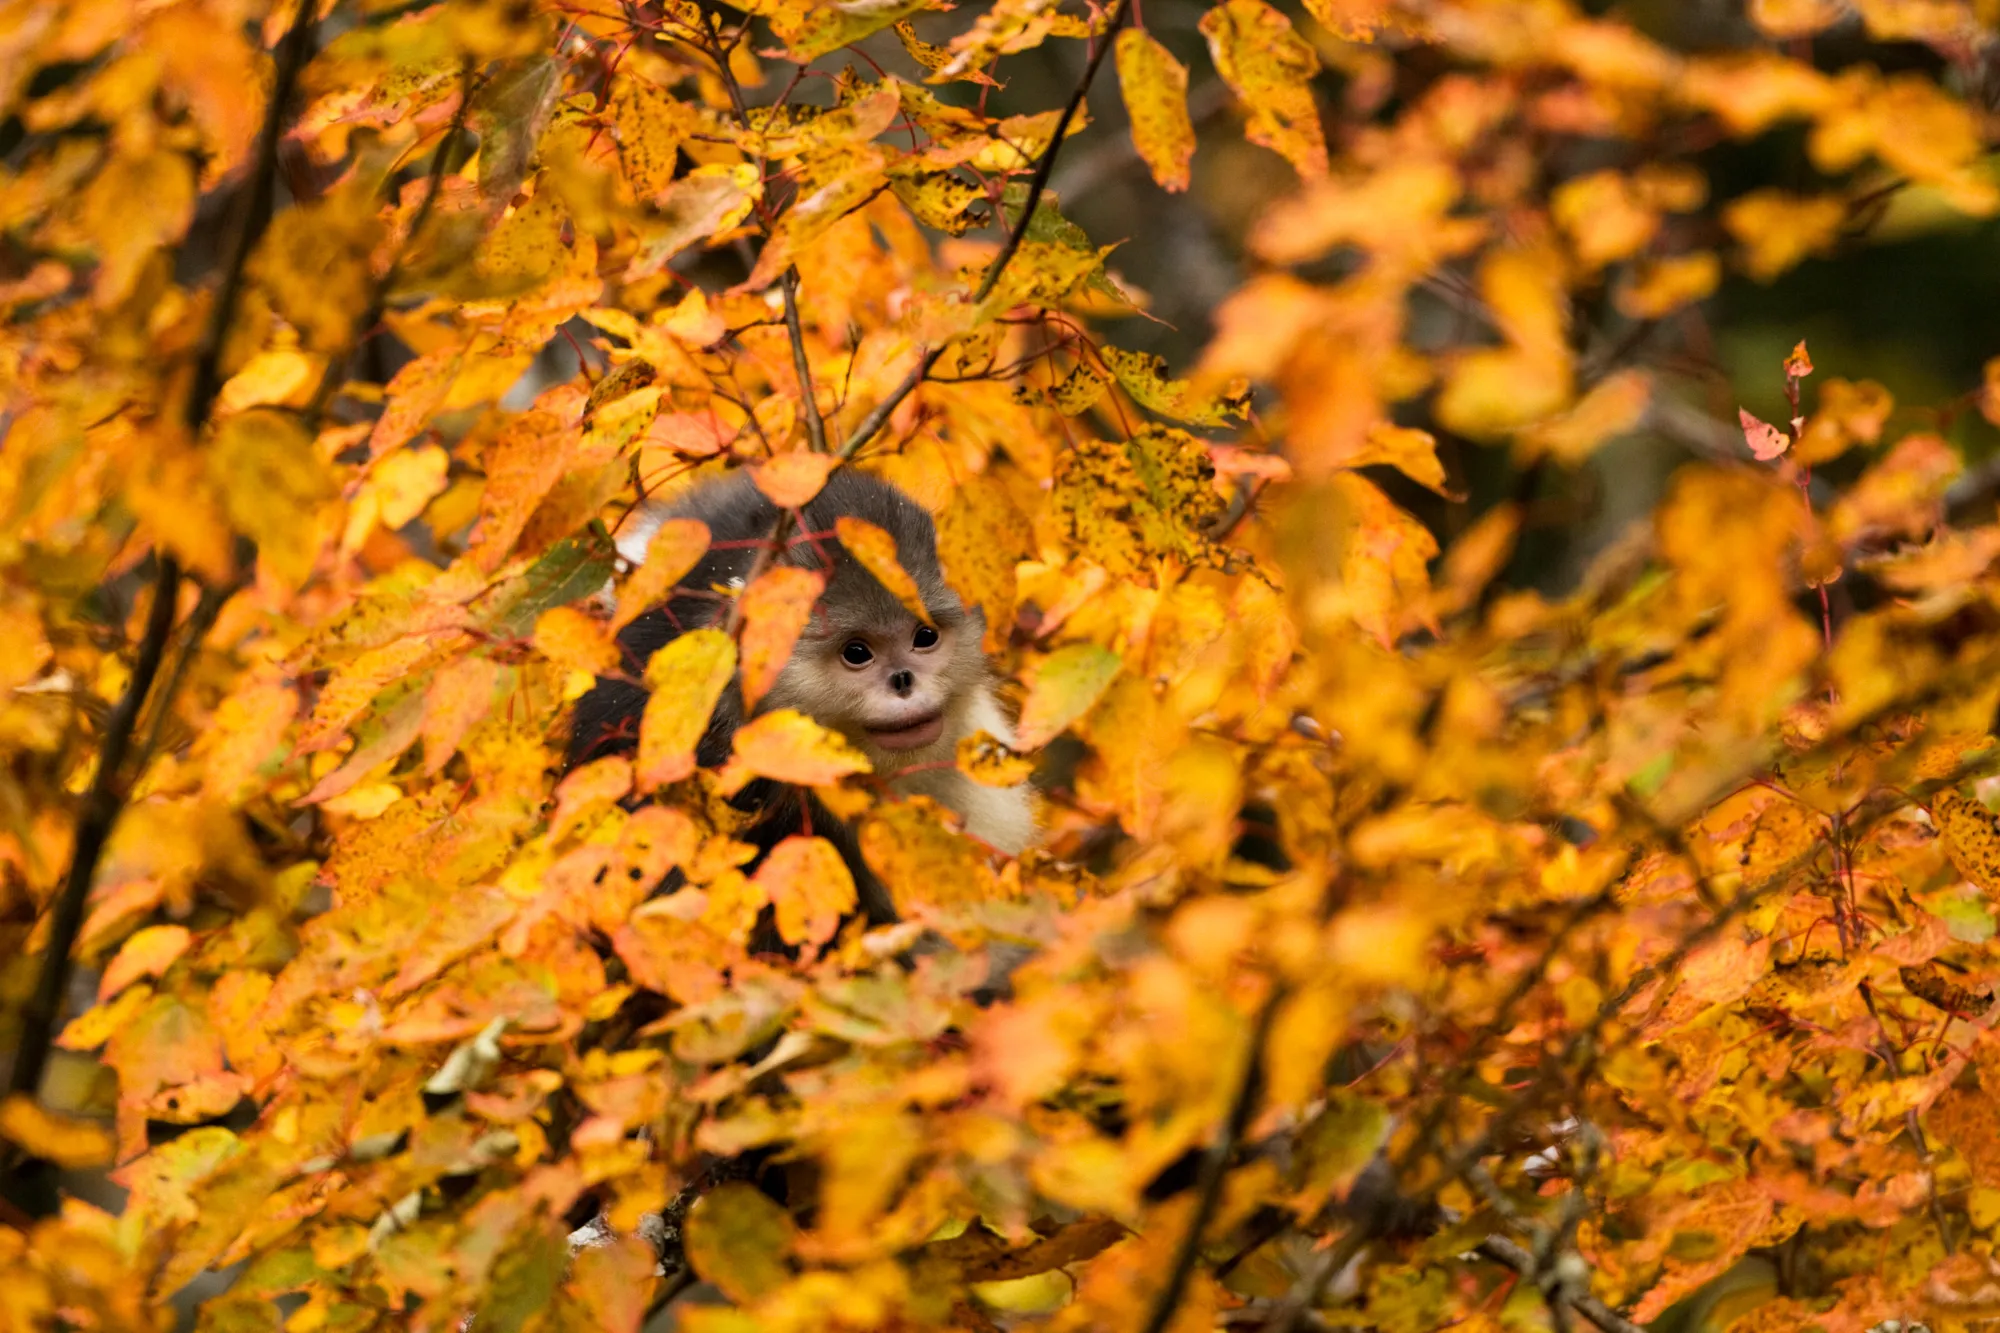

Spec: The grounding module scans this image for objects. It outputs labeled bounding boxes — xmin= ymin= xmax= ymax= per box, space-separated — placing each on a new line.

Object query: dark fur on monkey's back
xmin=567 ymin=469 xmax=965 ymax=924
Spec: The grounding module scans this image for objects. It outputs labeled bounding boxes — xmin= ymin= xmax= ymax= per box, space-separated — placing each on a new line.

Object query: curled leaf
xmin=835 ymin=516 xmax=933 ymax=625
xmin=1739 ymin=407 xmax=1790 ymax=461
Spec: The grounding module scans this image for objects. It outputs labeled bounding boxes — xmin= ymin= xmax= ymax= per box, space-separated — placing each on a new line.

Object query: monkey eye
xmin=912 ymin=624 xmax=940 ymax=650
xmin=840 ymin=639 xmax=874 ymax=667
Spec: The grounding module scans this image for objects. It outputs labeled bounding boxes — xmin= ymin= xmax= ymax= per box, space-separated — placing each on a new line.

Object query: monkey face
xmin=764 ymin=602 xmax=989 ymax=773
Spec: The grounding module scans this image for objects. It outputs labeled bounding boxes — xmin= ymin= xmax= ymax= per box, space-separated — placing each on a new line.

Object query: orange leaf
xmin=299 ymin=633 xmax=463 ymax=753
xmin=755 ymin=835 xmax=857 ymax=948
xmin=717 ymin=709 xmax=871 ymax=794
xmin=98 ymin=925 xmax=192 ymax=1001
xmin=552 ymin=756 xmax=633 ymax=839
xmin=1116 ymin=29 xmax=1195 ymax=193
xmin=1015 ymin=644 xmax=1122 ymax=750
xmin=614 ymin=516 xmax=711 ymax=633
xmin=637 ymin=628 xmax=737 ymax=790
xmin=738 ymin=566 xmax=827 ymax=711
xmin=533 ymin=606 xmax=620 ymax=676
xmin=752 ymin=453 xmax=839 ymax=508
xmin=834 ymin=516 xmax=932 ymax=625
xmin=1785 ymin=339 xmax=1814 ymax=379
xmin=421 ymin=654 xmax=502 ymax=775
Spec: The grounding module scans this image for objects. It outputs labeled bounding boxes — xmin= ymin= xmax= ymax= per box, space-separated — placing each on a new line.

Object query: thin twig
xmin=186 ymin=0 xmax=319 ymax=438
xmin=781 ymin=267 xmax=829 ymax=452
xmin=4 ymin=0 xmax=317 ymax=1121
xmin=837 ymin=0 xmax=1129 ymax=461
xmin=1476 ymin=1237 xmax=1646 ymax=1333
xmin=4 ymin=560 xmax=181 ymax=1105
xmin=1138 ymin=981 xmax=1286 ymax=1333
xmin=1264 ymin=1229 xmax=1371 ymax=1333
xmin=307 ymin=56 xmax=477 ymax=426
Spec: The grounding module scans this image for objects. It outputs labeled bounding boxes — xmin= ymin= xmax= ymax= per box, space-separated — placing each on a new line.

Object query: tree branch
xmin=1476 ymin=1237 xmax=1647 ymax=1333
xmin=837 ymin=0 xmax=1128 ymax=461
xmin=3 ymin=0 xmax=318 ymax=1126
xmin=306 ymin=55 xmax=476 ymax=427
xmin=186 ymin=0 xmax=319 ymax=437
xmin=1138 ymin=981 xmax=1286 ymax=1333
xmin=781 ymin=267 xmax=830 ymax=453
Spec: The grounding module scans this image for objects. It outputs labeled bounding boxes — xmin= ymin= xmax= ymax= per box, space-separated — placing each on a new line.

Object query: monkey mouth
xmin=865 ymin=712 xmax=945 ymax=751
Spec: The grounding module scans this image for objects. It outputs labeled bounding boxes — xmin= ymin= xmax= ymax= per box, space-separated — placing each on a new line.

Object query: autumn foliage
xmin=12 ymin=0 xmax=2000 ymax=1330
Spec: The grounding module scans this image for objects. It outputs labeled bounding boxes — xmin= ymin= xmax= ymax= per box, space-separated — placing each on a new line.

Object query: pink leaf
xmin=1739 ymin=407 xmax=1789 ymax=461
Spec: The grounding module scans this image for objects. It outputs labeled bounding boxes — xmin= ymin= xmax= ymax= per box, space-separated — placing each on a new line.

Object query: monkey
xmin=568 ymin=468 xmax=1036 ymax=925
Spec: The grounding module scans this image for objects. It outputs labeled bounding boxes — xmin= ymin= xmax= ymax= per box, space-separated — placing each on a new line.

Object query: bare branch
xmin=782 ymin=267 xmax=830 ymax=453
xmin=307 ymin=55 xmax=477 ymax=427
xmin=1476 ymin=1237 xmax=1647 ymax=1333
xmin=1138 ymin=982 xmax=1287 ymax=1333
xmin=838 ymin=0 xmax=1130 ymax=461
xmin=2 ymin=0 xmax=318 ymax=1135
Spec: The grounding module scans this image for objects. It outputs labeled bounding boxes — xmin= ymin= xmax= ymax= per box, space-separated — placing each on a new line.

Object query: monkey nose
xmin=888 ymin=668 xmax=914 ymax=696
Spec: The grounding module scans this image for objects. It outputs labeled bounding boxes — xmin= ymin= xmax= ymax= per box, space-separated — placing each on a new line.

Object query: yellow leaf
xmin=1301 ymin=0 xmax=1397 ymax=39
xmin=684 ymin=1182 xmax=796 ymax=1303
xmin=1933 ymin=792 xmax=2000 ymax=895
xmin=835 ymin=516 xmax=932 ymax=626
xmin=1097 ymin=346 xmax=1244 ymax=427
xmin=752 ymin=452 xmax=839 ymax=508
xmin=745 ymin=144 xmax=892 ymax=290
xmin=253 ymin=178 xmax=386 ymax=349
xmin=637 ymin=628 xmax=737 ymax=790
xmin=1551 ymin=170 xmax=1660 ymax=270
xmin=209 ymin=409 xmax=336 ymax=588
xmin=738 ymin=566 xmax=827 ymax=711
xmin=367 ymin=347 xmax=462 ymax=457
xmin=957 ymin=730 xmax=1036 ymax=788
xmin=300 ymin=633 xmax=463 ymax=753
xmin=1200 ymin=0 xmax=1328 ymax=180
xmin=1616 ymin=251 xmax=1720 ymax=319
xmin=628 ymin=164 xmax=762 ymax=280
xmin=1518 ymin=369 xmax=1652 ymax=467
xmin=421 ymin=654 xmax=502 ymax=774
xmin=1435 ymin=347 xmax=1572 ymax=440
xmin=1328 ymin=473 xmax=1440 ymax=648
xmin=1722 ymin=189 xmax=1847 ymax=281
xmin=615 ymin=516 xmax=711 ymax=633
xmin=762 ymin=1 xmax=929 ymax=62
xmin=1341 ymin=423 xmax=1451 ymax=494
xmin=0 ymin=1095 xmax=114 ymax=1169
xmin=1049 ymin=427 xmax=1226 ymax=577
xmin=717 ymin=709 xmax=871 ymax=793
xmin=552 ymin=756 xmax=634 ymax=839
xmin=1016 ymin=643 xmax=1122 ymax=750
xmin=98 ymin=925 xmax=192 ymax=1001
xmin=888 ymin=166 xmax=985 ymax=235
xmin=1116 ymin=29 xmax=1195 ymax=193
xmin=218 ymin=348 xmax=316 ymax=415
xmin=466 ymin=406 xmax=578 ymax=571
xmin=608 ymin=74 xmax=693 ymax=203
xmin=755 ymin=835 xmax=857 ymax=948
xmin=937 ymin=474 xmax=1034 ymax=650
xmin=80 ymin=151 xmax=195 ymax=306
xmin=533 ymin=606 xmax=620 ymax=676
